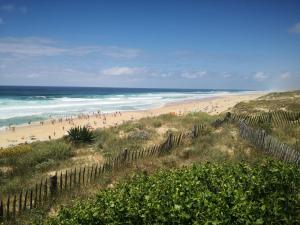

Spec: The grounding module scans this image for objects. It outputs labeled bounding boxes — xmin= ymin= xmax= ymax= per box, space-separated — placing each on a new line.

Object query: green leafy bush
xmin=67 ymin=126 xmax=95 ymax=143
xmin=127 ymin=130 xmax=150 ymax=140
xmin=16 ymin=140 xmax=72 ymax=171
xmin=35 ymin=159 xmax=56 ymax=171
xmin=45 ymin=160 xmax=300 ymax=225
xmin=152 ymin=120 xmax=162 ymax=128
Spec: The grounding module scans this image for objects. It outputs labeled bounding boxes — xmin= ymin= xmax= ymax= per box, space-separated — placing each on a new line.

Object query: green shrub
xmin=45 ymin=160 xmax=300 ymax=225
xmin=256 ymin=121 xmax=272 ymax=134
xmin=152 ymin=120 xmax=162 ymax=128
xmin=15 ymin=140 xmax=72 ymax=172
xmin=127 ymin=130 xmax=150 ymax=140
xmin=67 ymin=126 xmax=95 ymax=143
xmin=35 ymin=159 xmax=56 ymax=171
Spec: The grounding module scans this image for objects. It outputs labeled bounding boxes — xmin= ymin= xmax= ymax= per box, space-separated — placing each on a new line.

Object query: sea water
xmin=0 ymin=86 xmax=249 ymax=130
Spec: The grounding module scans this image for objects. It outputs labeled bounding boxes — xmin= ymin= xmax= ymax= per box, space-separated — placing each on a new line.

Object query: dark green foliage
xmin=45 ymin=160 xmax=300 ymax=225
xmin=152 ymin=120 xmax=162 ymax=128
xmin=255 ymin=120 xmax=273 ymax=134
xmin=67 ymin=126 xmax=95 ymax=143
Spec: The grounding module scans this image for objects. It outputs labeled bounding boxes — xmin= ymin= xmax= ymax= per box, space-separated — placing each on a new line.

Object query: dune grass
xmin=0 ymin=139 xmax=73 ymax=194
xmin=233 ymin=90 xmax=300 ymax=114
xmin=231 ymin=90 xmax=300 ymax=149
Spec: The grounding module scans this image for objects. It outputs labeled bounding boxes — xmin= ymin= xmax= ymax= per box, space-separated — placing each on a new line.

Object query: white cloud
xmin=159 ymin=73 xmax=172 ymax=78
xmin=288 ymin=22 xmax=300 ymax=34
xmin=70 ymin=46 xmax=140 ymax=58
xmin=279 ymin=72 xmax=291 ymax=79
xmin=0 ymin=4 xmax=28 ymax=13
xmin=0 ymin=4 xmax=15 ymax=12
xmin=0 ymin=18 xmax=4 ymax=25
xmin=181 ymin=70 xmax=207 ymax=79
xmin=223 ymin=73 xmax=231 ymax=78
xmin=254 ymin=72 xmax=268 ymax=82
xmin=0 ymin=37 xmax=140 ymax=58
xmin=101 ymin=67 xmax=143 ymax=76
xmin=0 ymin=37 xmax=67 ymax=56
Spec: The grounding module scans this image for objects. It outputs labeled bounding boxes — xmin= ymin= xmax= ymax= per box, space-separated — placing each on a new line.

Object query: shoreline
xmin=0 ymin=90 xmax=261 ymax=131
xmin=0 ymin=91 xmax=266 ymax=148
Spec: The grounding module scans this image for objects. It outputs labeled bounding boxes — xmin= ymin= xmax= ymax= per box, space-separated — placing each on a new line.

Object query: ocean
xmin=0 ymin=86 xmax=249 ymax=130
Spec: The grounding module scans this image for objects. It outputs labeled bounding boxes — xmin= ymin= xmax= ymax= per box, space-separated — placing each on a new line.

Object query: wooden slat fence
xmin=230 ymin=111 xmax=300 ymax=127
xmin=237 ymin=120 xmax=300 ymax=164
xmin=0 ymin=124 xmax=205 ymax=222
xmin=212 ymin=113 xmax=300 ymax=165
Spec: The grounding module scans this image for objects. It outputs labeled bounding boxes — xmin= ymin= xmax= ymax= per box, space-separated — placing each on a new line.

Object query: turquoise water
xmin=0 ymin=86 xmax=250 ymax=129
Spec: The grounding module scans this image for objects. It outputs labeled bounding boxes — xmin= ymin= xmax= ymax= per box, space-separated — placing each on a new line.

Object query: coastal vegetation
xmin=232 ymin=90 xmax=300 ymax=149
xmin=233 ymin=90 xmax=300 ymax=114
xmin=67 ymin=126 xmax=95 ymax=144
xmin=45 ymin=160 xmax=300 ymax=225
xmin=0 ymin=91 xmax=299 ymax=224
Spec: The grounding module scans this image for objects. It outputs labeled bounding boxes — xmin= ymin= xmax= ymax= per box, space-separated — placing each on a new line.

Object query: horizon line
xmin=0 ymin=84 xmax=256 ymax=92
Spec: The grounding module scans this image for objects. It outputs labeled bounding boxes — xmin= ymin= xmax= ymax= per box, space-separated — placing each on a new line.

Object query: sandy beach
xmin=0 ymin=92 xmax=265 ymax=148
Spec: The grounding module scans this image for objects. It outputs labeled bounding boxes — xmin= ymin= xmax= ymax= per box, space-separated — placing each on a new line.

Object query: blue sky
xmin=0 ymin=0 xmax=300 ymax=90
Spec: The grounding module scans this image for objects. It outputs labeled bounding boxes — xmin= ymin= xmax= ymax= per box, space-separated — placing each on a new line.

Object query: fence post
xmin=18 ymin=191 xmax=22 ymax=214
xmin=50 ymin=174 xmax=58 ymax=196
xmin=39 ymin=181 xmax=42 ymax=206
xmin=98 ymin=165 xmax=102 ymax=177
xmin=78 ymin=168 xmax=82 ymax=186
xmin=44 ymin=179 xmax=48 ymax=202
xmin=23 ymin=190 xmax=28 ymax=210
xmin=94 ymin=164 xmax=98 ymax=180
xmin=86 ymin=167 xmax=90 ymax=185
xmin=29 ymin=189 xmax=33 ymax=209
xmin=34 ymin=183 xmax=38 ymax=208
xmin=101 ymin=164 xmax=105 ymax=174
xmin=123 ymin=149 xmax=128 ymax=164
xmin=65 ymin=170 xmax=68 ymax=190
xmin=83 ymin=167 xmax=86 ymax=185
xmin=90 ymin=165 xmax=94 ymax=182
xmin=60 ymin=172 xmax=63 ymax=191
xmin=192 ymin=125 xmax=197 ymax=138
xmin=73 ymin=168 xmax=77 ymax=186
xmin=69 ymin=169 xmax=72 ymax=189
xmin=12 ymin=194 xmax=16 ymax=220
xmin=0 ymin=199 xmax=3 ymax=222
xmin=6 ymin=194 xmax=10 ymax=219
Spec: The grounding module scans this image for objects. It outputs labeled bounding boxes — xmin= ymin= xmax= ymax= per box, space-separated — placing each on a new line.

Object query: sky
xmin=0 ymin=0 xmax=300 ymax=90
